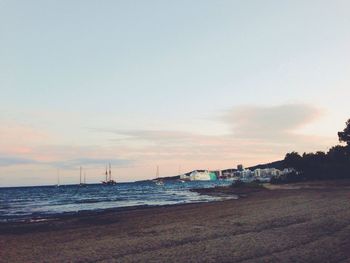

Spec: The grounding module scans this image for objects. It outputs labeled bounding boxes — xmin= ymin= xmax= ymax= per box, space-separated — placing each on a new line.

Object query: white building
xmin=241 ymin=169 xmax=254 ymax=178
xmin=254 ymin=169 xmax=261 ymax=177
xmin=253 ymin=168 xmax=282 ymax=178
xmin=189 ymin=170 xmax=216 ymax=181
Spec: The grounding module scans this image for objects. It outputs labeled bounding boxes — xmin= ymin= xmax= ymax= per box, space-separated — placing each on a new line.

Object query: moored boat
xmin=153 ymin=166 xmax=164 ymax=186
xmin=102 ymin=163 xmax=117 ymax=185
xmin=79 ymin=166 xmax=87 ymax=187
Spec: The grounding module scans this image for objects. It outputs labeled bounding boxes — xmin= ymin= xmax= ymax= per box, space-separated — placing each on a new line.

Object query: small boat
xmin=84 ymin=171 xmax=87 ymax=185
xmin=177 ymin=166 xmax=186 ymax=183
xmin=153 ymin=166 xmax=164 ymax=186
xmin=55 ymin=169 xmax=60 ymax=187
xmin=155 ymin=180 xmax=164 ymax=186
xmin=102 ymin=163 xmax=117 ymax=185
xmin=79 ymin=166 xmax=87 ymax=187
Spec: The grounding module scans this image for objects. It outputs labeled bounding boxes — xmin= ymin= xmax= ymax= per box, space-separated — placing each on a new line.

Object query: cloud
xmin=0 ymin=154 xmax=133 ymax=169
xmin=110 ymin=130 xmax=201 ymax=146
xmin=110 ymin=104 xmax=324 ymax=146
xmin=103 ymin=104 xmax=333 ymax=167
xmin=50 ymin=158 xmax=133 ymax=169
xmin=0 ymin=156 xmax=38 ymax=166
xmin=223 ymin=104 xmax=323 ymax=140
xmin=0 ymin=103 xmax=336 ymax=184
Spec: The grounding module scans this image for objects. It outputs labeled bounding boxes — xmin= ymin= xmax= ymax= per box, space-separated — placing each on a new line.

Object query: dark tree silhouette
xmin=327 ymin=145 xmax=348 ymax=162
xmin=338 ymin=119 xmax=350 ymax=146
xmin=284 ymin=152 xmax=302 ymax=170
xmin=277 ymin=118 xmax=350 ymax=183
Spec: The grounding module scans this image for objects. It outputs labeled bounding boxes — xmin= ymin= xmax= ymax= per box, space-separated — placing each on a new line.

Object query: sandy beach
xmin=1 ymin=180 xmax=350 ymax=263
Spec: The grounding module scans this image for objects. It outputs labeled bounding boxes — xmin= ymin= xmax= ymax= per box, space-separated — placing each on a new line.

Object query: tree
xmin=284 ymin=152 xmax=302 ymax=170
xmin=338 ymin=119 xmax=350 ymax=146
xmin=327 ymin=145 xmax=348 ymax=162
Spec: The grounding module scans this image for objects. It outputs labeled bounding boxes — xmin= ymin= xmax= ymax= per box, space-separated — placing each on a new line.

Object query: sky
xmin=1 ymin=0 xmax=350 ymax=186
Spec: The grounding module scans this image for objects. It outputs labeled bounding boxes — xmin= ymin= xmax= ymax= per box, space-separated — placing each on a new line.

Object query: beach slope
xmin=1 ymin=180 xmax=350 ymax=262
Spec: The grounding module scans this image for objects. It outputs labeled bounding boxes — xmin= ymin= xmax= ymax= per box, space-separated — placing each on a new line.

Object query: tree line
xmin=281 ymin=119 xmax=350 ymax=181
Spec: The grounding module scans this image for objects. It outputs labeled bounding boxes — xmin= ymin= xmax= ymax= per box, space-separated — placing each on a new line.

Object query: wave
xmin=72 ymin=198 xmax=124 ymax=204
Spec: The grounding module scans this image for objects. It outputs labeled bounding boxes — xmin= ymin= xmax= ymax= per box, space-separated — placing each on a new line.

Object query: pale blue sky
xmin=1 ymin=0 xmax=350 ymax=186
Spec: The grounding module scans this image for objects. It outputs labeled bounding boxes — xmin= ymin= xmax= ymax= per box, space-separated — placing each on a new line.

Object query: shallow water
xmin=0 ymin=180 xmax=234 ymax=222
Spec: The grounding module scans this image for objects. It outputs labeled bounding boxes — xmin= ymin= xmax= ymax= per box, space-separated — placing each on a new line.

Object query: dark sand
xmin=1 ymin=180 xmax=350 ymax=263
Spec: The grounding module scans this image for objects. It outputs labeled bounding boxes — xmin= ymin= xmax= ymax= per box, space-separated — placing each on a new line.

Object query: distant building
xmin=254 ymin=169 xmax=261 ymax=177
xmin=242 ymin=169 xmax=253 ymax=178
xmin=220 ymin=169 xmax=236 ymax=179
xmin=282 ymin=168 xmax=296 ymax=175
xmin=237 ymin=164 xmax=244 ymax=171
xmin=233 ymin=171 xmax=241 ymax=177
xmin=222 ymin=171 xmax=233 ymax=179
xmin=253 ymin=168 xmax=284 ymax=179
xmin=189 ymin=170 xmax=217 ymax=181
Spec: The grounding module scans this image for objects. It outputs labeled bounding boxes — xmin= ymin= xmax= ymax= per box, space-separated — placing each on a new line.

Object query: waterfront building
xmin=189 ymin=170 xmax=217 ymax=181
xmin=254 ymin=169 xmax=261 ymax=177
xmin=242 ymin=169 xmax=254 ymax=178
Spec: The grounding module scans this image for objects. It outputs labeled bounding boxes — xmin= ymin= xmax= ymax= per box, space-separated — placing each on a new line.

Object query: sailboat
xmin=178 ymin=165 xmax=186 ymax=183
xmin=154 ymin=166 xmax=164 ymax=186
xmin=102 ymin=163 xmax=117 ymax=185
xmin=56 ymin=169 xmax=60 ymax=187
xmin=79 ymin=166 xmax=87 ymax=187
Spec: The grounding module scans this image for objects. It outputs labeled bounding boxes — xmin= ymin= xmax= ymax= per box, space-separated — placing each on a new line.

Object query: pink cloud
xmin=0 ymin=104 xmax=338 ymax=185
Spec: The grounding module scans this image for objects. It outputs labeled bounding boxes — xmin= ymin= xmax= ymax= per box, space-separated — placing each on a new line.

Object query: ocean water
xmin=0 ymin=180 xmax=234 ymax=222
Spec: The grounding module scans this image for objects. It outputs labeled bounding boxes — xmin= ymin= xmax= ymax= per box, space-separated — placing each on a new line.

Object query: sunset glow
xmin=1 ymin=1 xmax=350 ymax=186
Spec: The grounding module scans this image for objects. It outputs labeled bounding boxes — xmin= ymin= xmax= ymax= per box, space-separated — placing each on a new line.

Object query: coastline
xmin=1 ymin=180 xmax=350 ymax=262
xmin=190 ymin=180 xmax=266 ymax=198
xmin=0 ymin=181 xmax=261 ymax=225
xmin=0 ymin=201 xmax=226 ymax=232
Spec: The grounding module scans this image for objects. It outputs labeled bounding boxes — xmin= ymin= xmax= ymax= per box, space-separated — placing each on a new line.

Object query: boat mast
xmin=84 ymin=170 xmax=86 ymax=184
xmin=80 ymin=166 xmax=82 ymax=185
xmin=105 ymin=165 xmax=108 ymax=182
xmin=57 ymin=169 xmax=60 ymax=186
xmin=109 ymin=163 xmax=112 ymax=181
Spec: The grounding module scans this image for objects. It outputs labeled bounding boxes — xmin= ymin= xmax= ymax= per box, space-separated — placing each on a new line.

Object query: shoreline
xmin=0 ymin=182 xmax=238 ymax=225
xmin=0 ymin=200 xmax=227 ymax=229
xmin=2 ymin=180 xmax=350 ymax=262
xmin=0 ymin=182 xmax=268 ymax=233
xmin=2 ymin=178 xmax=348 ymax=226
xmin=190 ymin=180 xmax=266 ymax=198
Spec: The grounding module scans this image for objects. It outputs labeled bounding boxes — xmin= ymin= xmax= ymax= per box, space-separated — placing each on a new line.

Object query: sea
xmin=0 ymin=180 xmax=235 ymax=222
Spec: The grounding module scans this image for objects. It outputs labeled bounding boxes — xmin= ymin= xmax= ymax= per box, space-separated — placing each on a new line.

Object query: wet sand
xmin=1 ymin=180 xmax=350 ymax=263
